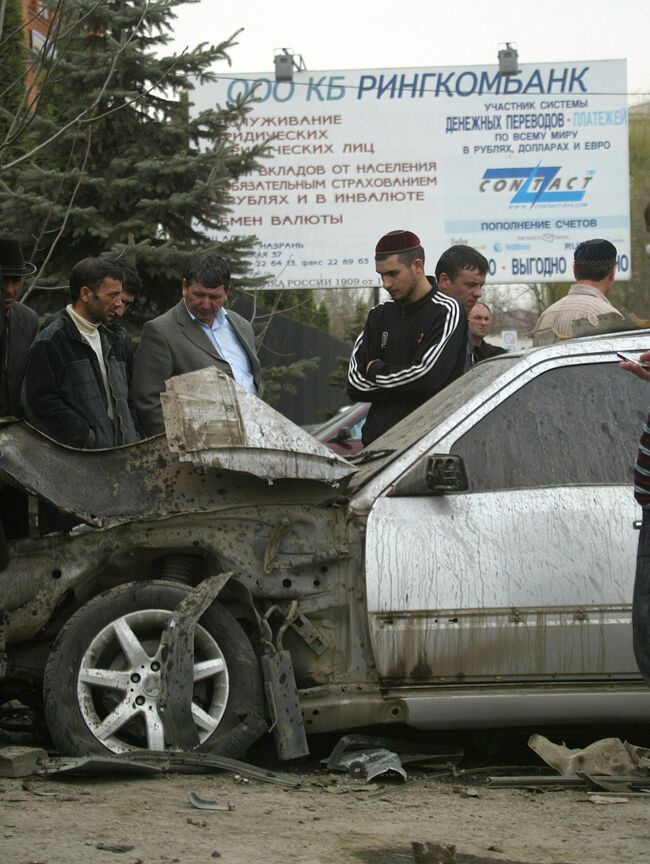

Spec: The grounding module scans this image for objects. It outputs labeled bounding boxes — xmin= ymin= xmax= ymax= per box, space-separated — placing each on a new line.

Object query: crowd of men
xmin=0 ymin=244 xmax=262 ymax=455
xmin=0 ymin=230 xmax=627 ymax=454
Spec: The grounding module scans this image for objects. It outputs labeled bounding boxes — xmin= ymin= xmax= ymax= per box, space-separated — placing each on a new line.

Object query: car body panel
xmin=362 ymin=336 xmax=648 ymax=692
xmin=366 ymin=487 xmax=638 ymax=683
xmin=2 ymin=332 xmax=650 ymax=737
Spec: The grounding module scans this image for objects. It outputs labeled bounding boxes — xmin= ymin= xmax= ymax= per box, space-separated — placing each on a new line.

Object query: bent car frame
xmin=1 ymin=331 xmax=650 ymax=759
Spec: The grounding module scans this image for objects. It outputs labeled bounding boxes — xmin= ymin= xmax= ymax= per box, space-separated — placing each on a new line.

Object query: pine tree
xmin=0 ymin=0 xmax=27 ymax=146
xmin=0 ymin=0 xmax=266 ymax=315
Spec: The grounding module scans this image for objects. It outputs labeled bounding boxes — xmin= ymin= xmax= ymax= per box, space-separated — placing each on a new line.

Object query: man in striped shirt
xmin=532 ymin=239 xmax=623 ymax=345
xmin=621 ymin=351 xmax=650 ymax=686
xmin=347 ymin=230 xmax=467 ymax=446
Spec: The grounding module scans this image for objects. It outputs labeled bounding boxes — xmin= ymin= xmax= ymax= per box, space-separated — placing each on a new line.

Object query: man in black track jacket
xmin=347 ymin=230 xmax=467 ymax=447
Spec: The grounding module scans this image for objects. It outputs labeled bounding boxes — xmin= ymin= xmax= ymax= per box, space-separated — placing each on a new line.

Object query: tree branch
xmin=1 ymin=0 xmax=150 ymax=170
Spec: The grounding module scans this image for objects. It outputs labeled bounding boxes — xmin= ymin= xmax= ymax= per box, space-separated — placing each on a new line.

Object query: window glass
xmin=452 ymin=363 xmax=648 ymax=490
xmin=348 ymin=417 xmax=365 ymax=441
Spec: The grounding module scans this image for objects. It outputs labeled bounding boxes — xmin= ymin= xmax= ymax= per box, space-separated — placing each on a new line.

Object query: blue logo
xmin=481 ymin=165 xmax=587 ymax=206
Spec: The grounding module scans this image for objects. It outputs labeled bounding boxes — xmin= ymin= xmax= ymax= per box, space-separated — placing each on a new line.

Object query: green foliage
xmin=344 ymin=296 xmax=371 ymax=342
xmin=327 ymin=355 xmax=351 ymax=392
xmin=619 ymin=112 xmax=650 ymax=319
xmin=262 ymin=288 xmax=330 ymax=332
xmin=261 ymin=356 xmax=320 ymax=407
xmin=0 ymin=0 xmax=267 ymax=316
xmin=0 ymin=0 xmax=26 ymax=145
xmin=323 ymin=296 xmax=371 ymax=394
xmin=324 ymin=296 xmax=368 ymax=391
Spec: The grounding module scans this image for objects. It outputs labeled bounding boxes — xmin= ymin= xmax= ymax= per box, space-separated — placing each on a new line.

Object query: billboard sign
xmin=195 ymin=60 xmax=629 ymax=287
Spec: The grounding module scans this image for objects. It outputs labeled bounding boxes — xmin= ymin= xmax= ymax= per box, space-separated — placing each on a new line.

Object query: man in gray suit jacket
xmin=132 ymin=252 xmax=263 ymax=436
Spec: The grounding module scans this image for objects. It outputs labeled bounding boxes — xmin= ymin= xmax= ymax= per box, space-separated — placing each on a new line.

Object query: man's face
xmin=182 ymin=280 xmax=228 ymax=324
xmin=1 ymin=276 xmax=24 ymax=311
xmin=114 ymin=290 xmax=136 ymax=319
xmin=438 ymin=267 xmax=485 ymax=312
xmin=376 ymin=255 xmax=423 ymax=304
xmin=83 ymin=277 xmax=123 ymax=325
xmin=468 ymin=305 xmax=491 ymax=340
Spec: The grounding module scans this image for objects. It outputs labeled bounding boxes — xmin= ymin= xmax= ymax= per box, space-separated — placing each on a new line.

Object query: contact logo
xmin=480 ymin=165 xmax=593 ymax=206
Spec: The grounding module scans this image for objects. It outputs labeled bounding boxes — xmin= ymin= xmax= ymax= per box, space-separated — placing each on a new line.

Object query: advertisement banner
xmin=195 ymin=60 xmax=629 ymax=287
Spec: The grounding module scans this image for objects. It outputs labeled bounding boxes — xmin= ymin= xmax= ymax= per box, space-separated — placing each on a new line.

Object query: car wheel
xmin=43 ymin=580 xmax=265 ymax=757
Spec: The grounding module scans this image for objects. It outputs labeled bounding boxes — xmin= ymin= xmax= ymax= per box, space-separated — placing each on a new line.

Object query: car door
xmin=364 ymin=355 xmax=648 ymax=685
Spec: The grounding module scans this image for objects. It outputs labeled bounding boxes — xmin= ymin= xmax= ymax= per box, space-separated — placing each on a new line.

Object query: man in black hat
xmin=531 ymin=239 xmax=623 ymax=345
xmin=0 ymin=238 xmax=39 ymax=417
xmin=0 ymin=239 xmax=39 ymax=544
xmin=347 ymin=229 xmax=467 ymax=446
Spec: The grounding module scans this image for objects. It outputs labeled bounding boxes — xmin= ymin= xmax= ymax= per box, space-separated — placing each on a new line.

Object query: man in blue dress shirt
xmin=132 ymin=252 xmax=263 ymax=436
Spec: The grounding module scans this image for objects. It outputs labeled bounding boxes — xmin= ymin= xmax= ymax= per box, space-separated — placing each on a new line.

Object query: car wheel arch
xmin=42 ymin=578 xmax=267 ymax=756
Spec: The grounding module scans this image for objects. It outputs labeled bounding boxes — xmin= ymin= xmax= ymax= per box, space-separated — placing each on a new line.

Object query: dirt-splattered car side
xmin=2 ymin=334 xmax=650 ymax=758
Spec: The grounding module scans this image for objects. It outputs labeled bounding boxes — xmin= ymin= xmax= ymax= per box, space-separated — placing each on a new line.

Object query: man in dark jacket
xmin=468 ymin=302 xmax=507 ymax=365
xmin=0 ymin=238 xmax=39 ymax=417
xmin=347 ymin=230 xmax=467 ymax=446
xmin=21 ymin=258 xmax=140 ymax=448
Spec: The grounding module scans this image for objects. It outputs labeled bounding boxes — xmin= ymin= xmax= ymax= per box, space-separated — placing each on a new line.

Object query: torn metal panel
xmin=261 ymin=649 xmax=309 ymax=761
xmin=325 ymin=735 xmax=407 ymax=782
xmin=528 ymin=734 xmax=649 ymax=777
xmin=37 ymin=755 xmax=164 ymax=776
xmin=161 ymin=368 xmax=356 ymax=484
xmin=0 ymin=422 xmax=347 ymax=529
xmin=111 ymin=750 xmax=301 ymax=786
xmin=348 ymin=749 xmax=407 ymax=782
xmin=158 ymin=572 xmax=233 ymax=751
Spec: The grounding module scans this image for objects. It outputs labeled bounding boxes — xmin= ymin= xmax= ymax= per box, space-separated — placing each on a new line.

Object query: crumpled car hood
xmin=161 ymin=368 xmax=355 ymax=484
xmin=0 ymin=370 xmax=355 ymax=529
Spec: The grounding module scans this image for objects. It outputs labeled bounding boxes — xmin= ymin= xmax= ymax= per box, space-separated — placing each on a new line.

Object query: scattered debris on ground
xmin=2 ymin=724 xmax=650 ymax=862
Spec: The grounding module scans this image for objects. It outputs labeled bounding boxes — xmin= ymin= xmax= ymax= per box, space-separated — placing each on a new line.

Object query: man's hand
xmin=620 ymin=350 xmax=650 ymax=381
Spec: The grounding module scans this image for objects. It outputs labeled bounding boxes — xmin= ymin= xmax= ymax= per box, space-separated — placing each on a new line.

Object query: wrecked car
xmin=2 ymin=330 xmax=650 ymax=759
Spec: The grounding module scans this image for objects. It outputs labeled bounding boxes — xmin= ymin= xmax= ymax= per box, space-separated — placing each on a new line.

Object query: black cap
xmin=0 ymin=238 xmax=37 ymax=277
xmin=574 ymin=238 xmax=617 ymax=264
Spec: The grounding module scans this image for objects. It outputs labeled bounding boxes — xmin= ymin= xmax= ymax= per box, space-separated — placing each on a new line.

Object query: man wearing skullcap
xmin=531 ymin=239 xmax=623 ymax=345
xmin=347 ymin=230 xmax=467 ymax=446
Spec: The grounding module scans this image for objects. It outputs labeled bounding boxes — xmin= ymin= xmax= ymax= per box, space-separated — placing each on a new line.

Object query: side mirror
xmin=332 ymin=426 xmax=352 ymax=444
xmin=389 ymin=453 xmax=469 ymax=497
xmin=426 ymin=454 xmax=468 ymax=494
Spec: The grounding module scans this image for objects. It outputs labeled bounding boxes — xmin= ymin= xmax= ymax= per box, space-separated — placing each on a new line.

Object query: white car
xmin=1 ymin=330 xmax=649 ymax=757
